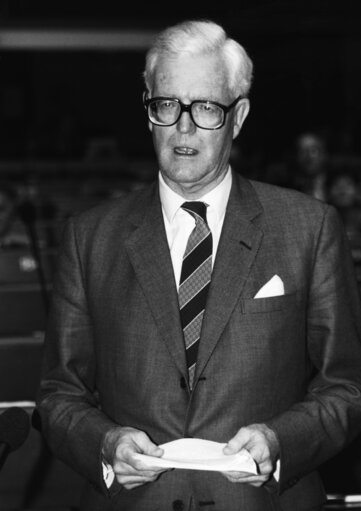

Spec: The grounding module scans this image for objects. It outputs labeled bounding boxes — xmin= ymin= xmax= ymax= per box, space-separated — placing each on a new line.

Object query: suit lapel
xmin=123 ymin=175 xmax=265 ymax=384
xmin=195 ymin=175 xmax=264 ymax=382
xmin=124 ymin=186 xmax=187 ymax=377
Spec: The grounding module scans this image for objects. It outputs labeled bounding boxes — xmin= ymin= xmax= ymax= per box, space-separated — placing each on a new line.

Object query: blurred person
xmin=327 ymin=170 xmax=361 ymax=266
xmin=37 ymin=20 xmax=361 ymax=511
xmin=293 ymin=132 xmax=328 ymax=200
xmin=0 ymin=182 xmax=29 ymax=248
xmin=263 ymin=132 xmax=328 ymax=197
xmin=328 ymin=171 xmax=360 ymax=211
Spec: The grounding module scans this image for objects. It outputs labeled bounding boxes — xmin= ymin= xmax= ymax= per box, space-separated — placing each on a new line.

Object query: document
xmin=133 ymin=438 xmax=257 ymax=473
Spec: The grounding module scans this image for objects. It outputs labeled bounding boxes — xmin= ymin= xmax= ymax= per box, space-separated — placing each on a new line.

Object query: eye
xmin=195 ymin=102 xmax=219 ymax=114
xmin=158 ymin=100 xmax=177 ymax=110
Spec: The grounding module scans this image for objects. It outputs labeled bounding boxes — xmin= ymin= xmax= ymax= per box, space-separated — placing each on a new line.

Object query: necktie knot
xmin=181 ymin=202 xmax=208 ymax=224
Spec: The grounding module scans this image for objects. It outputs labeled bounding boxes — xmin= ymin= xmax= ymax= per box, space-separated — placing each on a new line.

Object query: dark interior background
xmin=0 ymin=0 xmax=360 ymax=168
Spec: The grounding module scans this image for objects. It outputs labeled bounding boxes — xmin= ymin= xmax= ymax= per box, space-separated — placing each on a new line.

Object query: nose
xmin=176 ymin=111 xmax=196 ymax=134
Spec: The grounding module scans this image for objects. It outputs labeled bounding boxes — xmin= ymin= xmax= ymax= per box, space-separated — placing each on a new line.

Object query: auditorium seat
xmin=0 ymin=335 xmax=43 ymax=402
xmin=0 ymin=248 xmax=56 ymax=336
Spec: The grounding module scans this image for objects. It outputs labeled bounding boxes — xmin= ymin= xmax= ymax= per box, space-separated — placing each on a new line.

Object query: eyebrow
xmin=152 ymin=96 xmax=224 ymax=103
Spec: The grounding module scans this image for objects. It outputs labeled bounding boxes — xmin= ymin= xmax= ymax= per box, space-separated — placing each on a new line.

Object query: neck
xmin=162 ymin=170 xmax=229 ymax=200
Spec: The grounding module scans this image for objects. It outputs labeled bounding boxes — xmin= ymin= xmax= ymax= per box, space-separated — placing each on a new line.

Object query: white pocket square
xmin=254 ymin=275 xmax=284 ymax=299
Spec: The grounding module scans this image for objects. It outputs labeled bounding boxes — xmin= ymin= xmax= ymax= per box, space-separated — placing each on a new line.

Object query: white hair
xmin=144 ymin=20 xmax=254 ymax=98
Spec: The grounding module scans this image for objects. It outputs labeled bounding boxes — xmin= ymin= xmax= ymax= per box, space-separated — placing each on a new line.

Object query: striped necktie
xmin=178 ymin=201 xmax=213 ymax=390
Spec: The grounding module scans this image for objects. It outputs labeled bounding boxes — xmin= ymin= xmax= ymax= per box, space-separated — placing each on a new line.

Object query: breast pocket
xmin=241 ymin=292 xmax=298 ymax=314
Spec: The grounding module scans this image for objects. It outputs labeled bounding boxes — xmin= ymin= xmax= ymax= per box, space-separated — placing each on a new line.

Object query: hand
xmin=102 ymin=426 xmax=169 ymax=490
xmin=222 ymin=423 xmax=280 ymax=487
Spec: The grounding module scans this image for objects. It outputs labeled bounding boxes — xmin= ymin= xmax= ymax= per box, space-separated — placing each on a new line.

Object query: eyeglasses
xmin=143 ymin=95 xmax=243 ymax=130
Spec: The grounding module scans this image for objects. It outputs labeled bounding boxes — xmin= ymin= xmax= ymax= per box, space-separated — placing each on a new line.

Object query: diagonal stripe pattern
xmin=179 ymin=201 xmax=212 ymax=390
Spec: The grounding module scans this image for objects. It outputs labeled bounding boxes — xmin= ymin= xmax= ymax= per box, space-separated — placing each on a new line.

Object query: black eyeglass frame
xmin=143 ymin=94 xmax=244 ymax=130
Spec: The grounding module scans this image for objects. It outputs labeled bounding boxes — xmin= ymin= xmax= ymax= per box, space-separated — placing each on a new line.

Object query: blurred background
xmin=0 ymin=1 xmax=360 ymax=509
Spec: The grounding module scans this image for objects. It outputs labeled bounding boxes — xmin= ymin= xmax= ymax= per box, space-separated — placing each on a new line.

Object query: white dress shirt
xmin=159 ymin=168 xmax=232 ymax=289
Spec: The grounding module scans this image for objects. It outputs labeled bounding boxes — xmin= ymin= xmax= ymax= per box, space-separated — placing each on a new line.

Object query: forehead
xmin=298 ymin=135 xmax=323 ymax=150
xmin=153 ymin=52 xmax=231 ymax=101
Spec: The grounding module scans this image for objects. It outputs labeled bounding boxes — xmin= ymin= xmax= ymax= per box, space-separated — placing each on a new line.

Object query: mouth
xmin=174 ymin=146 xmax=198 ymax=156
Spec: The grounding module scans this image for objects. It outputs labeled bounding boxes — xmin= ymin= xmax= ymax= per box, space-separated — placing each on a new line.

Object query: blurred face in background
xmin=329 ymin=174 xmax=358 ymax=209
xmin=296 ymin=134 xmax=326 ymax=176
xmin=148 ymin=51 xmax=249 ymax=198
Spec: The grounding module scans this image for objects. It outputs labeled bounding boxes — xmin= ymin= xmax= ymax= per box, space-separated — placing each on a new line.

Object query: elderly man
xmin=37 ymin=20 xmax=361 ymax=511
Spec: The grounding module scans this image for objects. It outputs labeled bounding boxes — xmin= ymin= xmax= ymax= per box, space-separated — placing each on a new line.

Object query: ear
xmin=232 ymin=98 xmax=250 ymax=140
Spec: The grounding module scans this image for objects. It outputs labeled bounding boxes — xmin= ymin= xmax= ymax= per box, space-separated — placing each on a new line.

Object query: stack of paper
xmin=133 ymin=438 xmax=257 ymax=473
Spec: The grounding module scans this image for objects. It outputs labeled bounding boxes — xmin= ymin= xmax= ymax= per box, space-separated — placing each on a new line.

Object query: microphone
xmin=0 ymin=407 xmax=30 ymax=471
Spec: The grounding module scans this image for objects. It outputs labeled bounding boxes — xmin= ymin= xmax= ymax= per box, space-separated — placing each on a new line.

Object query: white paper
xmin=254 ymin=274 xmax=284 ymax=299
xmin=133 ymin=438 xmax=257 ymax=473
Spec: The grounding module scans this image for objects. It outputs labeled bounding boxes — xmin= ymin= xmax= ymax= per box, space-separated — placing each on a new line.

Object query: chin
xmin=162 ymin=159 xmax=197 ymax=178
xmin=172 ymin=168 xmax=205 ymax=185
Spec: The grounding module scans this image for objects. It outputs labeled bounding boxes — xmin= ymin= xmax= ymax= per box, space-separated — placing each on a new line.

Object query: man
xmin=37 ymin=20 xmax=361 ymax=511
xmin=293 ymin=132 xmax=329 ymax=201
xmin=0 ymin=183 xmax=29 ymax=248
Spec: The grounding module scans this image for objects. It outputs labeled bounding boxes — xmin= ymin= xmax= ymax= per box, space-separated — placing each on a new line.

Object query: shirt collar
xmin=159 ymin=167 xmax=232 ymax=224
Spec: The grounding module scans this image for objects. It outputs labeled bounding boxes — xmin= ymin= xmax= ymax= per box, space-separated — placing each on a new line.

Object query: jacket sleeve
xmin=266 ymin=205 xmax=361 ymax=493
xmin=36 ymin=217 xmax=120 ymax=496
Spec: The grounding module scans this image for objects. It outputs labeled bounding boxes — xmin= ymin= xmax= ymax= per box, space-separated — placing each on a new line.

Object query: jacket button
xmin=173 ymin=499 xmax=184 ymax=511
xmin=180 ymin=377 xmax=187 ymax=389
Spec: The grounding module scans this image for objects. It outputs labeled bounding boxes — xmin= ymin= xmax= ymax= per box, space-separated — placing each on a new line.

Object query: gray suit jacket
xmin=37 ymin=173 xmax=361 ymax=511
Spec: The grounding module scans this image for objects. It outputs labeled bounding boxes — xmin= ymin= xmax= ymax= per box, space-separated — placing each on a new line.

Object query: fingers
xmin=115 ymin=460 xmax=166 ymax=490
xmin=222 ymin=470 xmax=270 ymax=488
xmin=116 ymin=432 xmax=162 ymax=467
xmin=115 ymin=457 xmax=169 ymax=489
xmin=223 ymin=427 xmax=250 ymax=455
xmin=222 ymin=423 xmax=280 ymax=487
xmin=102 ymin=426 xmax=168 ymax=489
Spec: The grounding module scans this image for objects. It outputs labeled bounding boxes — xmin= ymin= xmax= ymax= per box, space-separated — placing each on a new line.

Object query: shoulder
xmin=68 ymin=182 xmax=157 ymax=232
xmin=249 ymin=178 xmax=325 ymax=210
xmin=247 ymin=177 xmax=333 ymax=224
xmin=233 ymin=174 xmax=342 ymax=239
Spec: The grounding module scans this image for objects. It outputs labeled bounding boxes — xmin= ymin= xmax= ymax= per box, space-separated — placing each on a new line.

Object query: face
xmin=296 ymin=135 xmax=326 ymax=175
xmin=329 ymin=175 xmax=356 ymax=208
xmin=148 ymin=52 xmax=249 ymax=198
